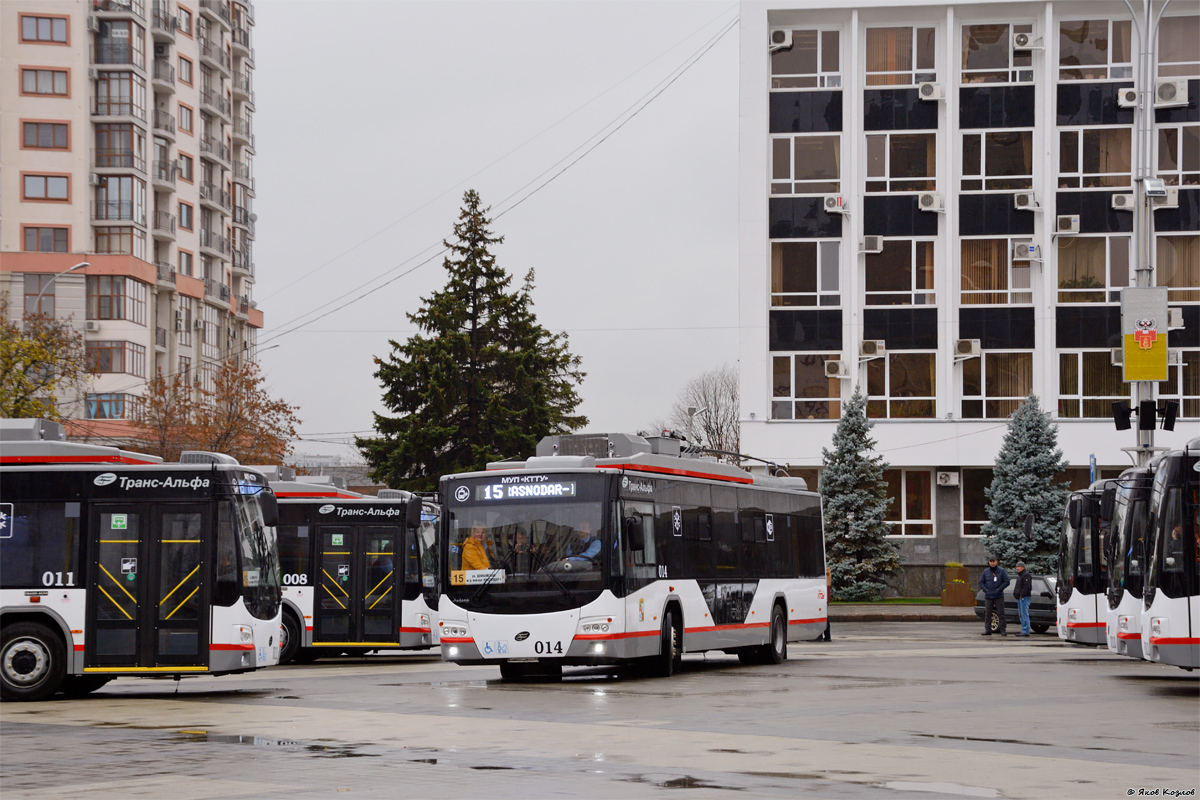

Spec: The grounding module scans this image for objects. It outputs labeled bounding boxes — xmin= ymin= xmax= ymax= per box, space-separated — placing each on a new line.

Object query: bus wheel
xmin=1 ymin=622 xmax=66 ymax=702
xmin=59 ymin=675 xmax=113 ymax=697
xmin=280 ymin=612 xmax=301 ymax=665
xmin=765 ymin=605 xmax=786 ymax=665
xmin=652 ymin=611 xmax=680 ymax=678
xmin=1031 ymin=624 xmax=1049 ymax=634
xmin=292 ymin=649 xmax=321 ymax=664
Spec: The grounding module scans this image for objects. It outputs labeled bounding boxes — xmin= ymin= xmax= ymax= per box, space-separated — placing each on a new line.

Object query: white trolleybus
xmin=1140 ymin=436 xmax=1199 ymax=671
xmin=0 ymin=419 xmax=282 ymax=701
xmin=263 ymin=468 xmax=439 ymax=663
xmin=1104 ymin=467 xmax=1153 ymax=660
xmin=1056 ymin=479 xmax=1118 ymax=645
xmin=437 ymin=433 xmax=827 ymax=680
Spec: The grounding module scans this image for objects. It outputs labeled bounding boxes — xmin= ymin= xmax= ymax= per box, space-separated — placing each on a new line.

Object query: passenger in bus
xmin=461 ymin=524 xmax=491 ymax=570
xmin=510 ymin=529 xmax=533 ymax=573
xmin=565 ymin=520 xmax=601 ymax=563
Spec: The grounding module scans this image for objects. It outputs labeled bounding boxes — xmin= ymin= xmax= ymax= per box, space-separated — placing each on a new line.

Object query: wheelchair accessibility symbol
xmin=482 ymin=640 xmax=509 ymax=656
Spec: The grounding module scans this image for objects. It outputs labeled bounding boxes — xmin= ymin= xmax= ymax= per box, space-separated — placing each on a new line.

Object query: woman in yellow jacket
xmin=461 ymin=524 xmax=492 ymax=570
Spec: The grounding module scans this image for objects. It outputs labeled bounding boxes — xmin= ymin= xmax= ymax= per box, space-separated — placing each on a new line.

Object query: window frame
xmin=86 ymin=392 xmax=139 ymax=420
xmin=961 ymin=468 xmax=993 ymax=537
xmin=178 ymin=249 xmax=194 ymax=277
xmin=87 ymin=276 xmax=148 ymax=325
xmin=866 ymin=131 xmax=938 ymax=193
xmin=19 ymin=14 xmax=70 ymax=45
xmin=960 ymin=22 xmax=1036 ymax=85
xmin=865 ymin=25 xmax=937 ymax=87
xmin=24 ymin=274 xmax=56 ymax=317
xmin=20 ymin=172 xmax=70 ymax=203
xmin=1056 ymin=234 xmax=1131 ymax=303
xmin=770 ymin=133 xmax=842 ymax=196
xmin=178 ymin=55 xmax=193 ymax=86
xmin=1058 ymin=126 xmax=1134 ymax=189
xmin=1058 ymin=18 xmax=1134 ymax=81
xmin=20 ymin=120 xmax=70 ymax=151
xmin=864 ymin=238 xmax=936 ymax=307
xmin=178 ymin=102 xmax=193 ymax=134
xmin=179 ymin=201 xmax=194 ymax=230
xmin=960 ymin=237 xmax=1034 ymax=306
xmin=1157 ymin=14 xmax=1200 ymax=78
xmin=19 ymin=67 xmax=69 ymax=97
xmin=769 ymin=27 xmax=843 ymax=90
xmin=960 ymin=129 xmax=1035 ymax=192
xmin=771 ymin=352 xmax=843 ymax=421
xmin=770 ymin=239 xmax=842 ymax=308
xmin=178 ymin=152 xmax=195 ymax=182
xmin=883 ymin=469 xmax=935 ymax=537
xmin=1057 ymin=349 xmax=1130 ymax=418
xmin=22 ymin=226 xmax=70 ymax=254
xmin=86 ymin=341 xmax=147 ymax=378
xmin=1156 ymin=123 xmax=1200 ymax=187
xmin=866 ymin=351 xmax=938 ymax=419
xmin=177 ymin=6 xmax=193 ymax=37
xmin=1156 ymin=234 xmax=1200 ymax=302
xmin=1158 ymin=349 xmax=1199 ymax=420
xmin=93 ymin=226 xmax=136 ymax=256
xmin=961 ymin=351 xmax=1034 ymax=419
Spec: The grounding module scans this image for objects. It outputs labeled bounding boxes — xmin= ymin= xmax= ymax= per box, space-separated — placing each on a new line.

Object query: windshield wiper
xmin=532 ymin=548 xmax=575 ymax=605
xmin=468 ymin=548 xmax=513 ymax=606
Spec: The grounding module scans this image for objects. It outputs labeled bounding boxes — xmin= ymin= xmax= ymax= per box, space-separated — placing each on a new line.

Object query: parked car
xmin=975 ymin=574 xmax=1057 ymax=634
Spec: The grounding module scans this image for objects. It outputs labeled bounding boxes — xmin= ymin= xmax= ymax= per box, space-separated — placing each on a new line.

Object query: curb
xmin=830 ymin=612 xmax=978 ymax=622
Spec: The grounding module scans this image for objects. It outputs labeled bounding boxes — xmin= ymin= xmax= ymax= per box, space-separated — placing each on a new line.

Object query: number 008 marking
xmin=533 ymin=640 xmax=563 ymax=655
xmin=282 ymin=573 xmax=309 ymax=585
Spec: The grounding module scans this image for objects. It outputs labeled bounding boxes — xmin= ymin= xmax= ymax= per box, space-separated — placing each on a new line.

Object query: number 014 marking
xmin=533 ymin=641 xmax=563 ymax=655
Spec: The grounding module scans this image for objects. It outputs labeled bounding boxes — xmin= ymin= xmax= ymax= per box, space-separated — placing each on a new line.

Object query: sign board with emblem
xmin=121 ymin=557 xmax=137 ymax=574
xmin=672 ymin=506 xmax=682 ymax=536
xmin=765 ymin=513 xmax=775 ymax=542
xmin=1121 ymin=287 xmax=1169 ymax=382
xmin=0 ymin=502 xmax=12 ymax=539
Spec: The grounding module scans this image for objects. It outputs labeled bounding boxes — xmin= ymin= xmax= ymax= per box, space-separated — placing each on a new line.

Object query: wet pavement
xmin=1 ymin=622 xmax=1196 ymax=799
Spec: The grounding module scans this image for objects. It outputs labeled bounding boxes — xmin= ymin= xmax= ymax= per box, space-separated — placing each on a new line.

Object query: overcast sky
xmin=252 ymin=0 xmax=740 ymax=461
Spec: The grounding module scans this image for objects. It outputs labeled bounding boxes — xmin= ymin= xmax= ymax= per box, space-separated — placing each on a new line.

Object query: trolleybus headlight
xmin=1118 ymin=616 xmax=1129 ymax=631
xmin=1068 ymin=608 xmax=1078 ymax=621
xmin=447 ymin=646 xmax=459 ymax=657
xmin=235 ymin=625 xmax=253 ymax=643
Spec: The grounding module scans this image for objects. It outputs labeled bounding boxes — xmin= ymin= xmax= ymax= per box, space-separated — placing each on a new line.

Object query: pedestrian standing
xmin=980 ymin=556 xmax=1010 ymax=636
xmin=823 ymin=566 xmax=832 ymax=642
xmin=1013 ymin=561 xmax=1032 ymax=637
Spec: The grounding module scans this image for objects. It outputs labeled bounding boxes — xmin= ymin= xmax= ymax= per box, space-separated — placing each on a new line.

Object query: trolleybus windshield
xmin=219 ymin=487 xmax=280 ymax=620
xmin=1145 ymin=460 xmax=1199 ymax=604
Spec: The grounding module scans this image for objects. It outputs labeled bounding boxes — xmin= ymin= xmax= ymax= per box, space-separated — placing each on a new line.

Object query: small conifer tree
xmin=982 ymin=395 xmax=1069 ymax=572
xmin=820 ymin=386 xmax=902 ymax=601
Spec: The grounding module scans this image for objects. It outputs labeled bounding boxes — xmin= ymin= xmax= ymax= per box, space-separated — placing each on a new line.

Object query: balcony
xmin=200 ymin=86 xmax=231 ymax=118
xmin=91 ymin=43 xmax=146 ymax=70
xmin=231 ymin=26 xmax=252 ymax=58
xmin=232 ymin=71 xmax=253 ymax=103
xmin=94 ymin=0 xmax=146 ymax=19
xmin=151 ymin=1 xmax=176 ymax=41
xmin=155 ymin=261 xmax=177 ymax=286
xmin=204 ymin=277 xmax=232 ymax=304
xmin=199 ymin=0 xmax=232 ymax=28
xmin=151 ymin=59 xmax=175 ymax=92
xmin=232 ymin=161 xmax=255 ymax=194
xmin=235 ymin=294 xmax=250 ymax=318
xmin=153 ymin=210 xmax=176 ymax=240
xmin=153 ymin=109 xmax=176 ymax=138
xmin=198 ymin=37 xmax=231 ymax=74
xmin=199 ymin=229 xmax=231 ymax=256
xmin=232 ymin=116 xmax=252 ymax=144
xmin=92 ymin=99 xmax=147 ymax=123
xmin=152 ymin=159 xmax=177 ymax=190
xmin=232 ymin=206 xmax=256 ymax=239
xmin=199 ymin=181 xmax=232 ymax=212
xmin=92 ymin=201 xmax=145 ymax=226
xmin=233 ymin=0 xmax=254 ymax=26
xmin=92 ymin=148 xmax=147 ymax=173
xmin=232 ymin=248 xmax=254 ymax=277
xmin=200 ymin=135 xmax=231 ymax=164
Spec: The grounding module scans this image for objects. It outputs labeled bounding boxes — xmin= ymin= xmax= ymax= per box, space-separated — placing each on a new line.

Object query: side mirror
xmin=1041 ymin=591 xmax=1053 ymax=598
xmin=1023 ymin=512 xmax=1035 ymax=539
xmin=1165 ymin=556 xmax=1176 ymax=567
xmin=625 ymin=517 xmax=645 ymax=551
xmin=1066 ymin=500 xmax=1082 ymax=531
xmin=1130 ymin=559 xmax=1139 ymax=569
xmin=1100 ymin=488 xmax=1116 ymax=523
xmin=406 ymin=499 xmax=423 ymax=531
xmin=259 ymin=491 xmax=279 ymax=528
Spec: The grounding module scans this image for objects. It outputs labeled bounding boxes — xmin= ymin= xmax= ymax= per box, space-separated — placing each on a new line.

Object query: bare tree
xmin=666 ymin=363 xmax=739 ymax=460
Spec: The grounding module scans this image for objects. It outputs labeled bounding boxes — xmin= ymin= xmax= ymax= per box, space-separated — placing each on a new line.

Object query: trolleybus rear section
xmin=437 ymin=433 xmax=827 ymax=679
xmin=1104 ymin=468 xmax=1152 ymax=660
xmin=0 ymin=420 xmax=282 ymax=701
xmin=1056 ymin=480 xmax=1117 ymax=646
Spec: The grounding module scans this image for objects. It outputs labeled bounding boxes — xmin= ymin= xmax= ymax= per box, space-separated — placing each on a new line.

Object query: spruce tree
xmin=357 ymin=190 xmax=587 ymax=491
xmin=982 ymin=395 xmax=1069 ymax=573
xmin=820 ymin=386 xmax=902 ymax=601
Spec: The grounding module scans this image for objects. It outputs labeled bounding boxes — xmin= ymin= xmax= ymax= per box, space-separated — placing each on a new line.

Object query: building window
xmin=771 ymin=241 xmax=840 ymax=307
xmin=179 ymin=250 xmax=193 ymax=277
xmin=178 ymin=356 xmax=192 ymax=383
xmin=1159 ymin=350 xmax=1199 ymax=419
xmin=202 ymin=304 xmax=221 ymax=361
xmin=23 ymin=275 xmax=56 ymax=317
xmin=178 ymin=104 xmax=193 ymax=134
xmin=1059 ymin=19 xmax=1133 ymax=80
xmin=1158 ymin=15 xmax=1199 ymax=77
xmin=21 ymin=121 xmax=69 ymax=150
xmin=865 ymin=240 xmax=935 ymax=306
xmin=21 ymin=68 xmax=68 ymax=96
xmin=93 ymin=226 xmax=144 ymax=259
xmin=771 ymin=135 xmax=840 ymax=195
xmin=178 ymin=153 xmax=194 ymax=182
xmin=1057 ymin=235 xmax=1129 ymax=302
xmin=94 ymin=175 xmax=146 ymax=224
xmin=22 ymin=174 xmax=68 ymax=201
xmin=95 ymin=20 xmax=145 ymax=69
xmin=770 ymin=28 xmax=841 ymax=89
xmin=963 ymin=352 xmax=1033 ymax=418
xmin=87 ymin=276 xmax=148 ymax=325
xmin=1158 ymin=124 xmax=1200 ymax=186
xmin=23 ymin=227 xmax=68 ymax=253
xmin=961 ymin=131 xmax=1033 ymax=191
xmin=867 ymin=352 xmax=936 ymax=418
xmin=866 ymin=26 xmax=936 ymax=86
xmin=961 ymin=23 xmax=1035 ymax=84
xmin=1059 ymin=351 xmax=1127 ymax=418
xmin=179 ymin=201 xmax=193 ymax=230
xmin=178 ymin=56 xmax=193 ymax=85
xmin=866 ymin=133 xmax=936 ymax=192
xmin=87 ymin=341 xmax=146 ymax=377
xmin=884 ymin=469 xmax=933 ymax=536
xmin=86 ymin=393 xmax=138 ymax=420
xmin=1157 ymin=235 xmax=1200 ymax=302
xmin=177 ymin=7 xmax=193 ymax=36
xmin=177 ymin=298 xmax=194 ymax=347
xmin=772 ymin=353 xmax=841 ymax=420
xmin=961 ymin=239 xmax=1032 ymax=305
xmin=94 ymin=123 xmax=145 ymax=170
xmin=1059 ymin=128 xmax=1132 ymax=188
xmin=21 ymin=15 xmax=68 ymax=43
xmin=94 ymin=72 xmax=146 ymax=120
xmin=962 ymin=468 xmax=992 ymax=536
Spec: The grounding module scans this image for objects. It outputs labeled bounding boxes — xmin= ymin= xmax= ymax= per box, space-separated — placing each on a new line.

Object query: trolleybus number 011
xmin=534 ymin=641 xmax=564 ymax=655
xmin=41 ymin=571 xmax=75 ymax=587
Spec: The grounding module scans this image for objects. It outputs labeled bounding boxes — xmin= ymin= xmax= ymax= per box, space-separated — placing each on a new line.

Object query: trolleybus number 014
xmin=534 ymin=641 xmax=564 ymax=655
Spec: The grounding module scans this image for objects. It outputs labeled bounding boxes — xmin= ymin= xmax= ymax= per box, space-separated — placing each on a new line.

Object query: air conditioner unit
xmin=823 ymin=195 xmax=846 ymax=214
xmin=1168 ymin=307 xmax=1184 ymax=329
xmin=1151 ymin=186 xmax=1180 ymax=209
xmin=175 ymin=310 xmax=184 ymax=331
xmin=1056 ymin=214 xmax=1080 ymax=234
xmin=955 ymin=339 xmax=981 ymax=357
xmin=1012 ymin=240 xmax=1040 ymax=260
xmin=87 ymin=68 xmax=99 ymax=80
xmin=918 ymin=192 xmax=943 ymax=212
xmin=1111 ymin=193 xmax=1135 ymax=211
xmin=936 ymin=471 xmax=960 ymax=487
xmin=88 ymin=173 xmax=101 ymax=186
xmin=824 ymin=360 xmax=850 ymax=379
xmin=1117 ymin=87 xmax=1139 ymax=108
xmin=1013 ymin=192 xmax=1039 ymax=211
xmin=918 ymin=82 xmax=944 ymax=101
xmin=87 ymin=16 xmax=100 ymax=32
xmin=860 ymin=340 xmax=886 ymax=358
xmin=769 ymin=29 xmax=793 ymax=53
xmin=194 ymin=319 xmax=204 ymax=329
xmin=862 ymin=235 xmax=883 ymax=254
xmin=1012 ymin=32 xmax=1042 ymax=50
xmin=84 ymin=320 xmax=101 ymax=333
xmin=154 ymin=42 xmax=169 ymax=58
xmin=1167 ymin=349 xmax=1182 ymax=366
xmin=1154 ymin=78 xmax=1189 ymax=108
xmin=1110 ymin=347 xmax=1124 ymax=366
xmin=227 ymin=327 xmax=237 ymax=339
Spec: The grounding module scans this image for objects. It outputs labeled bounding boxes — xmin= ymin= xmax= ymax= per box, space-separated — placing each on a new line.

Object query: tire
xmin=1 ymin=622 xmax=67 ymax=702
xmin=279 ymin=611 xmax=301 ymax=665
xmin=765 ymin=605 xmax=786 ymax=665
xmin=292 ymin=648 xmax=321 ymax=664
xmin=59 ymin=675 xmax=112 ymax=697
xmin=651 ymin=611 xmax=681 ymax=678
xmin=1031 ymin=623 xmax=1050 ymax=634
xmin=737 ymin=649 xmax=761 ymax=665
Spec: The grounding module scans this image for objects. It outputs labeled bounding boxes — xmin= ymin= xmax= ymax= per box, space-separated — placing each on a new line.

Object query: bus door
xmin=314 ymin=526 xmax=400 ymax=644
xmin=87 ymin=504 xmax=209 ymax=669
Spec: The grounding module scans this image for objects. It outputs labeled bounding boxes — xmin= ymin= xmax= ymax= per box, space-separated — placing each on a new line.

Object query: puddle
xmin=624 ymin=774 xmax=744 ymax=791
xmin=470 ymin=766 xmax=514 ymax=771
xmin=174 ymin=732 xmax=381 ymax=758
xmin=410 ymin=758 xmax=438 ymax=764
xmin=881 ymin=781 xmax=998 ymax=798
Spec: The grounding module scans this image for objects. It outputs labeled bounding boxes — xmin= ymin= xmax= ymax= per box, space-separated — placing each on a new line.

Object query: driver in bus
xmin=565 ymin=520 xmax=601 ymax=563
xmin=461 ymin=524 xmax=491 ymax=570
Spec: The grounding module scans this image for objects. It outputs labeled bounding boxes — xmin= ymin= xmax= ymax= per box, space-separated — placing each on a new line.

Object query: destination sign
xmin=475 ymin=481 xmax=576 ymax=501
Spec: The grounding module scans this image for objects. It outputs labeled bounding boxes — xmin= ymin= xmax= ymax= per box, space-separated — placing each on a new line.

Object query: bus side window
xmin=214 ymin=502 xmax=240 ymax=606
xmin=0 ymin=502 xmax=81 ymax=588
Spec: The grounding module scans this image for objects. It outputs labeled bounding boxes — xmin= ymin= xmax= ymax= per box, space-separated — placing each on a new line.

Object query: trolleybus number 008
xmin=41 ymin=571 xmax=75 ymax=587
xmin=282 ymin=573 xmax=309 ymax=585
xmin=534 ymin=640 xmax=563 ymax=655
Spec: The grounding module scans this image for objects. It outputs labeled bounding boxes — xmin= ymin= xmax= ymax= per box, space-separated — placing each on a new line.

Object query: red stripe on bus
xmin=399 ymin=627 xmax=431 ymax=633
xmin=1117 ymin=632 xmax=1141 ymax=640
xmin=439 ymin=637 xmax=473 ymax=643
xmin=596 ymin=463 xmax=755 ymax=484
xmin=789 ymin=618 xmax=826 ymax=625
xmin=273 ymin=491 xmax=360 ymax=498
xmin=74 ymin=644 xmax=85 ymax=651
xmin=1066 ymin=622 xmax=1106 ymax=628
xmin=0 ymin=455 xmax=157 ymax=465
xmin=685 ymin=622 xmax=770 ymax=634
xmin=210 ymin=643 xmax=255 ymax=651
xmin=1149 ymin=637 xmax=1200 ymax=645
xmin=305 ymin=626 xmax=313 ymax=632
xmin=573 ymin=630 xmax=659 ymax=641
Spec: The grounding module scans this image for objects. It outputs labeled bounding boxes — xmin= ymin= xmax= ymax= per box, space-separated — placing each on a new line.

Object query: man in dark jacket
xmin=1012 ymin=561 xmax=1033 ymax=636
xmin=980 ymin=556 xmax=1010 ymax=636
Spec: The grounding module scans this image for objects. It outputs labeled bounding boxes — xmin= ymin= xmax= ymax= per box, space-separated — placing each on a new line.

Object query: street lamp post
xmin=29 ymin=261 xmax=90 ymax=318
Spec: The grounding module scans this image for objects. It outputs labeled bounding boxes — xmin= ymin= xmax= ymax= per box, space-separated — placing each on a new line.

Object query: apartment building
xmin=1 ymin=0 xmax=262 ymax=437
xmin=738 ymin=1 xmax=1199 ymax=593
